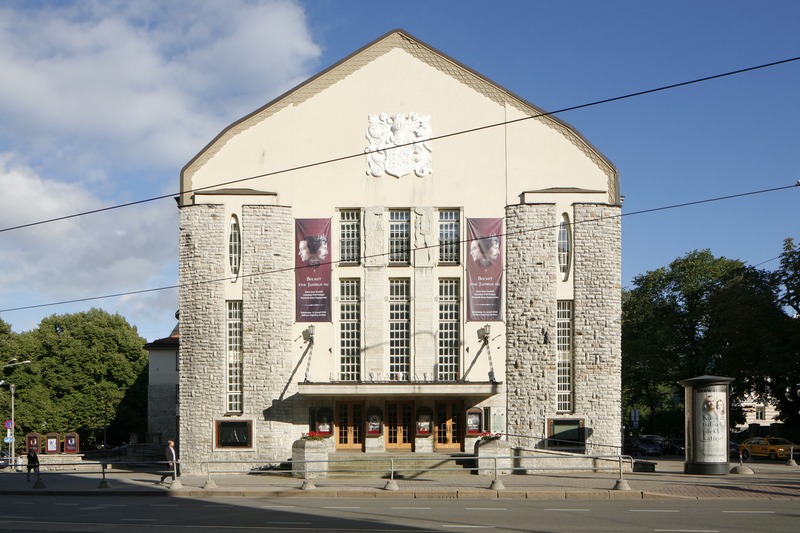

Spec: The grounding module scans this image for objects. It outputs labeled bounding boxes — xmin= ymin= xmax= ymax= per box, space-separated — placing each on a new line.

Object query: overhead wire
xmin=1 ymin=182 xmax=796 ymax=314
xmin=1 ymin=55 xmax=799 ymax=234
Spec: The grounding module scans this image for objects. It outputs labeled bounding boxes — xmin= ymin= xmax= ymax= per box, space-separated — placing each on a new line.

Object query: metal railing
xmin=198 ymin=451 xmax=636 ymax=492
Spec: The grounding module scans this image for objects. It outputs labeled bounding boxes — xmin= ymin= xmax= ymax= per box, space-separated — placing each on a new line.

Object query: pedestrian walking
xmin=160 ymin=440 xmax=179 ymax=484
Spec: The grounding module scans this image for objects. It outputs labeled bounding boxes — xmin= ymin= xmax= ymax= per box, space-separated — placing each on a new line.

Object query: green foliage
xmin=623 ymin=243 xmax=800 ymax=433
xmin=0 ymin=309 xmax=148 ymax=450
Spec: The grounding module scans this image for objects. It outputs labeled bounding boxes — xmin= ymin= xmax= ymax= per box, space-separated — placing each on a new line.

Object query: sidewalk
xmin=1 ymin=458 xmax=798 ymax=500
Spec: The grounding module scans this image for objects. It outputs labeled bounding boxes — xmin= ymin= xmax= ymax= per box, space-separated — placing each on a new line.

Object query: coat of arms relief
xmin=365 ymin=112 xmax=432 ymax=178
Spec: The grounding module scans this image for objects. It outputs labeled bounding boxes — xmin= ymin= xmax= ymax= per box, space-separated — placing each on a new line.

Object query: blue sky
xmin=1 ymin=1 xmax=798 ymax=341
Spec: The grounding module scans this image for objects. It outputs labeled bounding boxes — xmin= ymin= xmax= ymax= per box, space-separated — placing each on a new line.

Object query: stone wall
xmin=178 ymin=203 xmax=297 ymax=474
xmin=573 ymin=204 xmax=622 ymax=450
xmin=241 ymin=204 xmax=297 ymax=460
xmin=505 ymin=204 xmax=558 ymax=443
xmin=505 ymin=203 xmax=621 ymax=452
xmin=178 ymin=203 xmax=226 ymax=474
xmin=148 ymin=384 xmax=177 ymax=443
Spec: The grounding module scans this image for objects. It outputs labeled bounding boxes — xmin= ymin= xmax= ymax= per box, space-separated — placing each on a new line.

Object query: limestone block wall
xmin=178 ymin=203 xmax=297 ymax=474
xmin=505 ymin=204 xmax=558 ymax=443
xmin=572 ymin=203 xmax=622 ymax=450
xmin=241 ymin=204 xmax=296 ymax=458
xmin=504 ymin=203 xmax=621 ymax=451
xmin=178 ymin=203 xmax=226 ymax=474
xmin=148 ymin=384 xmax=177 ymax=443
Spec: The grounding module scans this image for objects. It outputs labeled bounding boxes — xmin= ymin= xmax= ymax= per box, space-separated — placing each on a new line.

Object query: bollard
xmin=612 ymin=456 xmax=630 ymax=491
xmin=169 ymin=460 xmax=183 ymax=489
xmin=489 ymin=456 xmax=505 ymax=490
xmin=300 ymin=460 xmax=316 ymax=490
xmin=202 ymin=462 xmax=217 ymax=489
xmin=97 ymin=462 xmax=112 ymax=489
xmin=787 ymin=446 xmax=797 ymax=467
xmin=384 ymin=458 xmax=399 ymax=491
xmin=730 ymin=450 xmax=754 ymax=475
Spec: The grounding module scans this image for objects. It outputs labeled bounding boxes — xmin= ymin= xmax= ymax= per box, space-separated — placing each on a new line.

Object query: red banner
xmin=295 ymin=219 xmax=332 ymax=322
xmin=467 ymin=218 xmax=503 ymax=321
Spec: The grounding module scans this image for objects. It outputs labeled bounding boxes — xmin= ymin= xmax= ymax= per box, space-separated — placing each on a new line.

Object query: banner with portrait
xmin=295 ymin=218 xmax=332 ymax=322
xmin=467 ymin=218 xmax=503 ymax=321
xmin=693 ymin=385 xmax=727 ymax=462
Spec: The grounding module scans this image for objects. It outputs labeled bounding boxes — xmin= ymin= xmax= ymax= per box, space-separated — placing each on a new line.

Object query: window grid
xmin=438 ymin=210 xmax=460 ymax=263
xmin=557 ymin=300 xmax=573 ymax=412
xmin=229 ymin=216 xmax=241 ymax=277
xmin=389 ymin=210 xmax=410 ymax=264
xmin=558 ymin=216 xmax=571 ymax=280
xmin=437 ymin=279 xmax=460 ymax=381
xmin=227 ymin=301 xmax=243 ymax=413
xmin=339 ymin=210 xmax=361 ymax=263
xmin=339 ymin=279 xmax=361 ymax=381
xmin=389 ymin=279 xmax=411 ymax=380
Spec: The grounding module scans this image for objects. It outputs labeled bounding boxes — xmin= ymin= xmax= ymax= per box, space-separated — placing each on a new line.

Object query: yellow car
xmin=738 ymin=437 xmax=796 ymax=461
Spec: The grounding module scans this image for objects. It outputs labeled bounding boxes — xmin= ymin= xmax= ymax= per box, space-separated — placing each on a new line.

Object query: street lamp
xmin=3 ymin=359 xmax=32 ymax=465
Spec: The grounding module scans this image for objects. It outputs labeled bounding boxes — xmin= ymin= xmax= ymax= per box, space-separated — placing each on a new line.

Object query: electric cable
xmin=1 ymin=182 xmax=796 ymax=314
xmin=1 ymin=55 xmax=799 ymax=235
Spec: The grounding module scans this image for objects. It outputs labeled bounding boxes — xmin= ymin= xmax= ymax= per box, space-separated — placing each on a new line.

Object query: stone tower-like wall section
xmin=505 ymin=204 xmax=558 ymax=443
xmin=572 ymin=203 xmax=622 ymax=449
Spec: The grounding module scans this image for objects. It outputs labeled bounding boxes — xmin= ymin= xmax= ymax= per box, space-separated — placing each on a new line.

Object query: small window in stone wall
xmin=216 ymin=420 xmax=252 ymax=448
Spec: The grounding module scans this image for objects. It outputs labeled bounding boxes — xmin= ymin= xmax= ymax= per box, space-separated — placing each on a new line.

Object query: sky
xmin=1 ymin=0 xmax=798 ymax=342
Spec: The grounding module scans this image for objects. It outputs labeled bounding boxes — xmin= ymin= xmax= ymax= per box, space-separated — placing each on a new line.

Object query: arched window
xmin=229 ymin=215 xmax=241 ymax=279
xmin=557 ymin=214 xmax=571 ymax=281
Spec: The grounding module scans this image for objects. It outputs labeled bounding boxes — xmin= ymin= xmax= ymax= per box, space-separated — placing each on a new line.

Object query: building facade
xmin=177 ymin=30 xmax=621 ymax=473
xmin=145 ymin=323 xmax=179 ymax=444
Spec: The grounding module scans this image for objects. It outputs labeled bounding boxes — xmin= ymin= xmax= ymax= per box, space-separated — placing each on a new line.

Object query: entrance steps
xmin=327 ymin=452 xmax=476 ymax=478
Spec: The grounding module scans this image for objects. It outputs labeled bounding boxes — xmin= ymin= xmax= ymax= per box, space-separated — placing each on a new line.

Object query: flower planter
xmin=291 ymin=439 xmax=329 ymax=479
xmin=474 ymin=438 xmax=513 ymax=476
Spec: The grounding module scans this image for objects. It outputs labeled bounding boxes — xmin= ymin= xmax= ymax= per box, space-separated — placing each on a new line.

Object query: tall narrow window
xmin=227 ymin=301 xmax=243 ymax=413
xmin=340 ymin=210 xmax=361 ymax=264
xmin=229 ymin=215 xmax=241 ymax=278
xmin=389 ymin=278 xmax=411 ymax=379
xmin=389 ymin=210 xmax=410 ymax=264
xmin=557 ymin=214 xmax=571 ymax=281
xmin=437 ymin=279 xmax=460 ymax=381
xmin=557 ymin=300 xmax=573 ymax=413
xmin=438 ymin=209 xmax=460 ymax=263
xmin=339 ymin=279 xmax=361 ymax=381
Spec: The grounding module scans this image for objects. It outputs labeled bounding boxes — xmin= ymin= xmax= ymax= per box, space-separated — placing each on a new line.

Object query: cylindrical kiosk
xmin=678 ymin=375 xmax=734 ymax=475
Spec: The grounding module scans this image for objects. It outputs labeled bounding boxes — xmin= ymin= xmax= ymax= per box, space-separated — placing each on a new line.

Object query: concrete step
xmin=326 ymin=453 xmax=476 ymax=478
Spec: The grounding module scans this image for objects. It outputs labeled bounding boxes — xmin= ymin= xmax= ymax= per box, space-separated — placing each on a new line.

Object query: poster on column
xmin=295 ymin=218 xmax=332 ymax=322
xmin=467 ymin=218 xmax=503 ymax=321
xmin=693 ymin=385 xmax=727 ymax=463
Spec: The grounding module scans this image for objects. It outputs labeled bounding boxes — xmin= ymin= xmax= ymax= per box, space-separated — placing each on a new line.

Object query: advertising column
xmin=678 ymin=375 xmax=734 ymax=475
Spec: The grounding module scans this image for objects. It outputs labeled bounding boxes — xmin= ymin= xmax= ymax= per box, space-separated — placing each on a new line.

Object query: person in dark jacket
xmin=159 ymin=440 xmax=180 ymax=484
xmin=26 ymin=448 xmax=40 ymax=481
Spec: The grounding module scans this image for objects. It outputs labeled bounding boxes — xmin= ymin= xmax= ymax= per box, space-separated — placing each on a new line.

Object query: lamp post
xmin=3 ymin=359 xmax=32 ymax=465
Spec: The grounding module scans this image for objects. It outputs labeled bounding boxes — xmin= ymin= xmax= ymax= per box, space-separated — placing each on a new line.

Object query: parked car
xmin=0 ymin=451 xmax=9 ymax=468
xmin=738 ymin=437 xmax=797 ymax=461
xmin=729 ymin=440 xmax=740 ymax=458
xmin=623 ymin=436 xmax=662 ymax=457
xmin=662 ymin=438 xmax=686 ymax=455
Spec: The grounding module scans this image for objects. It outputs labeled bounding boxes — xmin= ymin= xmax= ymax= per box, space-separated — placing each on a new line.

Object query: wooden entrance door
xmin=385 ymin=401 xmax=413 ymax=450
xmin=335 ymin=402 xmax=364 ymax=450
xmin=435 ymin=401 xmax=463 ymax=450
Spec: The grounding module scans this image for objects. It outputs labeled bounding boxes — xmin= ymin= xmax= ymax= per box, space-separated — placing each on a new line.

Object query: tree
xmin=622 ymin=250 xmax=749 ymax=434
xmin=623 ymin=243 xmax=800 ymax=433
xmin=1 ymin=309 xmax=148 ymax=449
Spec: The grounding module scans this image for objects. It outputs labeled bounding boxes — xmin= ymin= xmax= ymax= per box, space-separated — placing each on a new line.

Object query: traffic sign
xmin=3 ymin=437 xmax=13 ymax=443
xmin=4 ymin=419 xmax=12 ymax=429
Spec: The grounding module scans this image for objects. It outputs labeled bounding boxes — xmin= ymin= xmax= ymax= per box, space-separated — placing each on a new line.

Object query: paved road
xmin=0 ymin=495 xmax=798 ymax=532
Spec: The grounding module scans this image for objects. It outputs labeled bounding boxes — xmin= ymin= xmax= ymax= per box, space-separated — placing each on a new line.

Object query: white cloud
xmin=0 ymin=0 xmax=321 ymax=338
